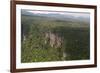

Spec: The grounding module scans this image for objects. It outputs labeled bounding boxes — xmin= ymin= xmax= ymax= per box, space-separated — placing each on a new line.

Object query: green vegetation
xmin=21 ymin=14 xmax=90 ymax=63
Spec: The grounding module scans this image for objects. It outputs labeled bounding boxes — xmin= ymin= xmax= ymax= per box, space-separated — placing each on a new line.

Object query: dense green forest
xmin=21 ymin=11 xmax=90 ymax=63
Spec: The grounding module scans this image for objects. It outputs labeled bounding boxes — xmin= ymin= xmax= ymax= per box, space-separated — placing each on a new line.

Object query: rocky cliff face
xmin=44 ymin=31 xmax=63 ymax=49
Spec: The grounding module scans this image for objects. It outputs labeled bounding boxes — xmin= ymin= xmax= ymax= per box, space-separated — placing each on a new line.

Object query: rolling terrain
xmin=21 ymin=9 xmax=90 ymax=63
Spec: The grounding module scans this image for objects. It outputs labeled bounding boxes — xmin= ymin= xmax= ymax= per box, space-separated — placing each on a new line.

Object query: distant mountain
xmin=21 ymin=9 xmax=90 ymax=24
